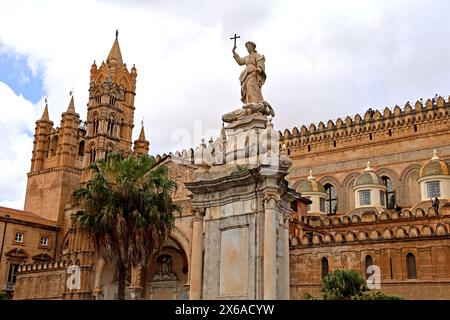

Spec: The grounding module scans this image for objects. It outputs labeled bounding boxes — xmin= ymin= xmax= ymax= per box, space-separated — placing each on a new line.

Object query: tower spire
xmin=67 ymin=90 xmax=75 ymax=113
xmin=107 ymin=30 xmax=123 ymax=65
xmin=41 ymin=98 xmax=49 ymax=121
xmin=138 ymin=124 xmax=146 ymax=141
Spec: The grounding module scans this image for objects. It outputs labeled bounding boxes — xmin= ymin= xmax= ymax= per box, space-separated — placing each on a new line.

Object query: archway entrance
xmin=144 ymin=237 xmax=189 ymax=300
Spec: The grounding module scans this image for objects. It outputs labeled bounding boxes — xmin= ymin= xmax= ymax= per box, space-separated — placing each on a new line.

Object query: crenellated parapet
xmin=280 ymin=95 xmax=450 ymax=155
xmin=289 ymin=206 xmax=450 ymax=247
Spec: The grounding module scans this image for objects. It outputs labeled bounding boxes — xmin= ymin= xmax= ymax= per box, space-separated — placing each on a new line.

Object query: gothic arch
xmin=375 ymin=167 xmax=401 ymax=203
xmin=319 ymin=176 xmax=342 ymax=213
xmin=341 ymin=172 xmax=359 ymax=212
xmin=89 ymin=111 xmax=100 ymax=122
xmin=94 ymin=70 xmax=106 ymax=85
xmin=50 ymin=135 xmax=58 ymax=157
xmin=118 ymin=75 xmax=132 ymax=90
xmin=169 ymin=225 xmax=191 ymax=269
xmin=400 ymin=164 xmax=421 ymax=207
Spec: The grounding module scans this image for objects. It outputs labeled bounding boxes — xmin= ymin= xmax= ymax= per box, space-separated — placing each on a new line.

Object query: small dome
xmin=420 ymin=150 xmax=449 ymax=178
xmin=354 ymin=162 xmax=384 ymax=187
xmin=298 ymin=170 xmax=326 ymax=193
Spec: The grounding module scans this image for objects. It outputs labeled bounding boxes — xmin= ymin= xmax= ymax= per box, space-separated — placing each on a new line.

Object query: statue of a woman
xmin=222 ymin=41 xmax=274 ymax=123
xmin=232 ymin=41 xmax=266 ymax=104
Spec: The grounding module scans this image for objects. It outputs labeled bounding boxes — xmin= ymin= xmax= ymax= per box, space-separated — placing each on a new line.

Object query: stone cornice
xmin=27 ymin=166 xmax=82 ymax=177
xmin=0 ymin=216 xmax=59 ymax=230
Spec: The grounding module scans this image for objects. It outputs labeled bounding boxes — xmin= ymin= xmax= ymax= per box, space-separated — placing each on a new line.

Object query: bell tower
xmin=83 ymin=31 xmax=138 ymax=175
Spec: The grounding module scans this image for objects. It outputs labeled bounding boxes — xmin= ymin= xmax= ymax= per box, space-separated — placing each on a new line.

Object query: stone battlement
xmin=280 ymin=95 xmax=450 ymax=154
xmin=18 ymin=260 xmax=67 ymax=274
xmin=290 ymin=206 xmax=450 ymax=247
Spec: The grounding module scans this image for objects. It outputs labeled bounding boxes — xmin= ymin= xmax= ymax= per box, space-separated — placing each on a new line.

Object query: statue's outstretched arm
xmin=233 ymin=51 xmax=246 ymax=66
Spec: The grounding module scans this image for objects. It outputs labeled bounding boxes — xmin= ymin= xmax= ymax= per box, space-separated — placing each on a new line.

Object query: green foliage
xmin=304 ymin=270 xmax=403 ymax=300
xmin=357 ymin=291 xmax=402 ymax=300
xmin=72 ymin=152 xmax=179 ymax=299
xmin=303 ymin=293 xmax=317 ymax=300
xmin=0 ymin=292 xmax=7 ymax=300
xmin=322 ymin=270 xmax=367 ymax=300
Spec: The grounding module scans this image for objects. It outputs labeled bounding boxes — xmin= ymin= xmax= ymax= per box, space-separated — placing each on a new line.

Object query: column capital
xmin=192 ymin=207 xmax=205 ymax=221
xmin=263 ymin=193 xmax=280 ymax=208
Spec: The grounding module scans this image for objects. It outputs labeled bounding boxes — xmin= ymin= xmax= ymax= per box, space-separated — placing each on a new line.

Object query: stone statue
xmin=222 ymin=39 xmax=275 ymax=123
xmin=233 ymin=41 xmax=266 ymax=104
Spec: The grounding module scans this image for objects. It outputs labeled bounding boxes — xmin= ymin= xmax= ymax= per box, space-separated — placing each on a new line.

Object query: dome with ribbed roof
xmin=297 ymin=170 xmax=326 ymax=193
xmin=354 ymin=162 xmax=384 ymax=187
xmin=420 ymin=150 xmax=449 ymax=178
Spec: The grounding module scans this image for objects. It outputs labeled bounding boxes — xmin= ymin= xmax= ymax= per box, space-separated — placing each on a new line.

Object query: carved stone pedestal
xmin=186 ymin=111 xmax=298 ymax=300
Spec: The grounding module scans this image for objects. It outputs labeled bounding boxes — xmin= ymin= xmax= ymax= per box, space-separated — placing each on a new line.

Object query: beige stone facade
xmin=2 ymin=33 xmax=450 ymax=300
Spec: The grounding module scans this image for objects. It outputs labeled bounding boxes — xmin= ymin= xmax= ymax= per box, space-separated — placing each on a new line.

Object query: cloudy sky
xmin=1 ymin=0 xmax=450 ymax=209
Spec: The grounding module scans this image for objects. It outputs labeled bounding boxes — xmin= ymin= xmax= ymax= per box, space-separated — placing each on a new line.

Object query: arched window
xmin=365 ymin=255 xmax=373 ymax=279
xmin=107 ymin=117 xmax=115 ymax=136
xmin=50 ymin=136 xmax=58 ymax=157
xmin=78 ymin=141 xmax=85 ymax=157
xmin=324 ymin=184 xmax=337 ymax=215
xmin=120 ymin=118 xmax=125 ymax=138
xmin=89 ymin=149 xmax=96 ymax=163
xmin=406 ymin=253 xmax=417 ymax=279
xmin=321 ymin=257 xmax=329 ymax=279
xmin=381 ymin=176 xmax=395 ymax=209
xmin=93 ymin=118 xmax=99 ymax=134
xmin=105 ymin=147 xmax=113 ymax=161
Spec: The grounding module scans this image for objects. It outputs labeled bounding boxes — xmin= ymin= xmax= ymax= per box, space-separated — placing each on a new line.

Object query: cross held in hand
xmin=230 ymin=33 xmax=240 ymax=47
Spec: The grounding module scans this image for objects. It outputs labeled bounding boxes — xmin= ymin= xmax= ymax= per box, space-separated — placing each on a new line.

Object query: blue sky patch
xmin=0 ymin=47 xmax=45 ymax=103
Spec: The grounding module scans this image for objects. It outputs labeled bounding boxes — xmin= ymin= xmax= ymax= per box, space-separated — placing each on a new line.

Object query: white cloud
xmin=1 ymin=0 xmax=450 ymax=207
xmin=0 ymin=81 xmax=38 ymax=209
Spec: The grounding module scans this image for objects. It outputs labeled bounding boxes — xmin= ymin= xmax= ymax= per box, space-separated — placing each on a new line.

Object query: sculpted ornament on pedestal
xmin=222 ymin=37 xmax=275 ymax=123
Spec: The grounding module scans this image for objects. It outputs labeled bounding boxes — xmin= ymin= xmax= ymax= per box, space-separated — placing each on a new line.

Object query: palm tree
xmin=72 ymin=152 xmax=179 ymax=300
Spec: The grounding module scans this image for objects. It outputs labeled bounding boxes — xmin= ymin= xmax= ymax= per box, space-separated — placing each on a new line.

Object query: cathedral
xmin=1 ymin=33 xmax=450 ymax=300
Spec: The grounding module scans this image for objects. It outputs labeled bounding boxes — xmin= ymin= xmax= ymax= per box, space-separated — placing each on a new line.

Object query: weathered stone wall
xmin=14 ymin=261 xmax=66 ymax=300
xmin=283 ymin=98 xmax=450 ymax=211
xmin=289 ymin=209 xmax=450 ymax=300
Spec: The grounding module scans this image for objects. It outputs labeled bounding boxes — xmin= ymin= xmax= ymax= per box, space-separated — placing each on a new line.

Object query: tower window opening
xmin=321 ymin=257 xmax=329 ymax=279
xmin=78 ymin=141 xmax=85 ymax=157
xmin=381 ymin=176 xmax=395 ymax=209
xmin=406 ymin=253 xmax=417 ymax=279
xmin=107 ymin=118 xmax=115 ymax=136
xmin=50 ymin=136 xmax=58 ymax=157
xmin=324 ymin=183 xmax=337 ymax=215
xmin=89 ymin=149 xmax=96 ymax=163
xmin=93 ymin=118 xmax=99 ymax=134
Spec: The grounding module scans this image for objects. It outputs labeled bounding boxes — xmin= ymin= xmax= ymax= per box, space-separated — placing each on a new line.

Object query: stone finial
xmin=40 ymin=101 xmax=49 ymax=121
xmin=364 ymin=161 xmax=373 ymax=172
xmin=432 ymin=149 xmax=439 ymax=161
xmin=307 ymin=169 xmax=314 ymax=180
xmin=67 ymin=94 xmax=75 ymax=113
xmin=138 ymin=125 xmax=146 ymax=140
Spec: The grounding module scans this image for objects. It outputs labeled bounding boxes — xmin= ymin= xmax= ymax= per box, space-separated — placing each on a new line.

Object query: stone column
xmin=280 ymin=213 xmax=290 ymax=300
xmin=189 ymin=209 xmax=204 ymax=299
xmin=263 ymin=195 xmax=278 ymax=299
xmin=129 ymin=264 xmax=144 ymax=300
